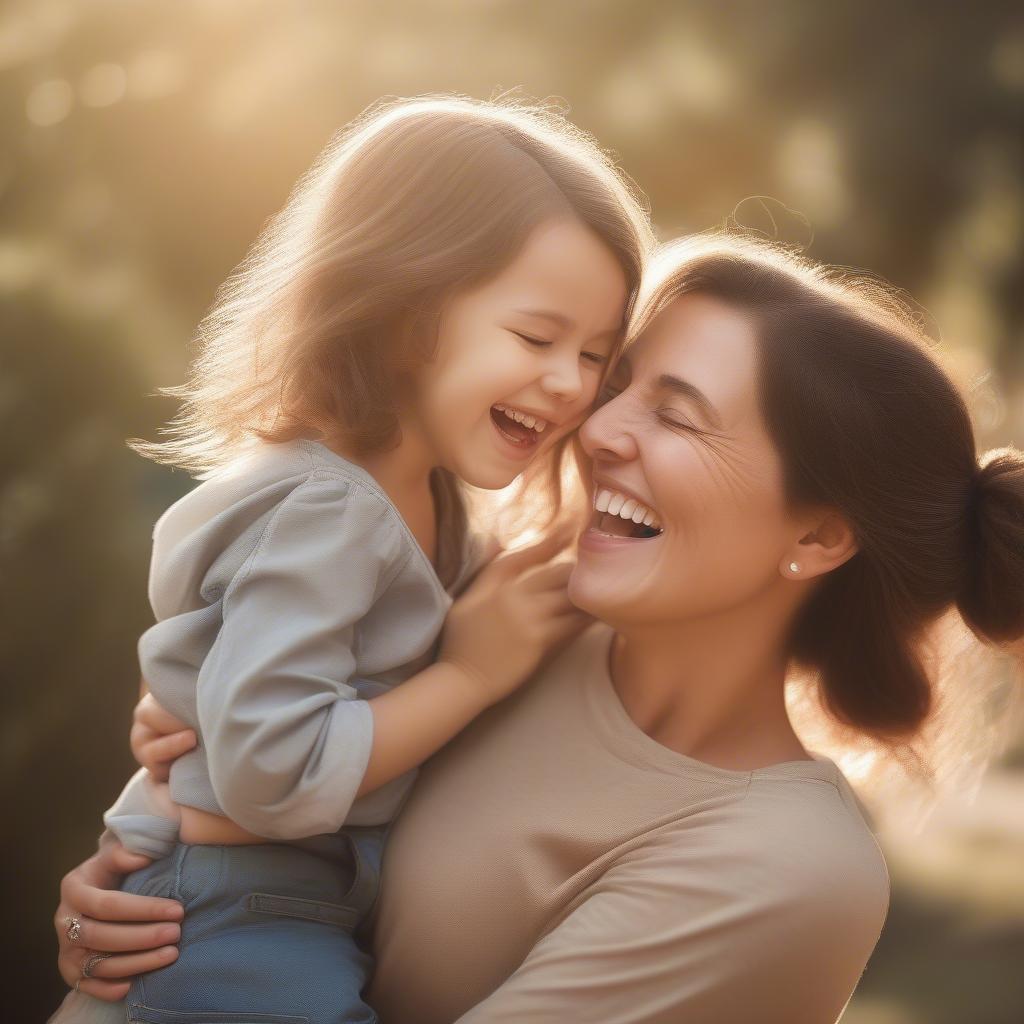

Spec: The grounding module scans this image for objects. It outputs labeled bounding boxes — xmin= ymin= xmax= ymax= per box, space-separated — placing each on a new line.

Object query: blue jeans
xmin=119 ymin=827 xmax=386 ymax=1024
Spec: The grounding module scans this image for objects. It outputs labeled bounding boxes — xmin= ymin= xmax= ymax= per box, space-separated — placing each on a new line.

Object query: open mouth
xmin=589 ymin=488 xmax=663 ymax=540
xmin=490 ymin=403 xmax=549 ymax=452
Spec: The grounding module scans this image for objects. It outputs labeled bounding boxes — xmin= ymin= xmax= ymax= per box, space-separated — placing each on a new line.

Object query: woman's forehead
xmin=625 ymin=295 xmax=760 ymax=396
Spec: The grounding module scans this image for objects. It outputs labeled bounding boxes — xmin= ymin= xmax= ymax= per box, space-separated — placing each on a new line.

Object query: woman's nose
xmin=579 ymin=396 xmax=637 ymax=462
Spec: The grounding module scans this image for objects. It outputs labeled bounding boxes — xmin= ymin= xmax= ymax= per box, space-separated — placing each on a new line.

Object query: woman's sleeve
xmin=455 ymin=827 xmax=889 ymax=1024
xmin=196 ymin=474 xmax=407 ymax=839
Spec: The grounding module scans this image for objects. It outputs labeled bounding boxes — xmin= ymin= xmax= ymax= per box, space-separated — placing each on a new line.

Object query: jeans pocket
xmin=127 ymin=1006 xmax=309 ymax=1024
xmin=246 ymin=892 xmax=361 ymax=932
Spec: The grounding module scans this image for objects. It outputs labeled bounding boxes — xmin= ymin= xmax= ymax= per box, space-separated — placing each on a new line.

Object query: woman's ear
xmin=780 ymin=510 xmax=858 ymax=581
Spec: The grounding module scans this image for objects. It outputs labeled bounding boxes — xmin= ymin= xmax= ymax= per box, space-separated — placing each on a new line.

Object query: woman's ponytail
xmin=957 ymin=447 xmax=1024 ymax=645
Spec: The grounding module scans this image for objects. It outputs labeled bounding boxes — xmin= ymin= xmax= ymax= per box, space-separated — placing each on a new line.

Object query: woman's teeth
xmin=594 ymin=489 xmax=661 ymax=530
xmin=494 ymin=403 xmax=547 ymax=433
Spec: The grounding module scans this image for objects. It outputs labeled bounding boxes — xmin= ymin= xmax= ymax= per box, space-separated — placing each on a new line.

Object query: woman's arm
xmin=54 ymin=842 xmax=183 ymax=1001
xmin=454 ymin=831 xmax=888 ymax=1024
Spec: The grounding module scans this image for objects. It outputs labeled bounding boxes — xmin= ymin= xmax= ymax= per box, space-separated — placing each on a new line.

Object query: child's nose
xmin=540 ymin=352 xmax=584 ymax=404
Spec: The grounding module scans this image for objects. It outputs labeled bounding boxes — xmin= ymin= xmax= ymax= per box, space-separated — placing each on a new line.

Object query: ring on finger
xmin=63 ymin=916 xmax=82 ymax=943
xmin=82 ymin=952 xmax=113 ymax=979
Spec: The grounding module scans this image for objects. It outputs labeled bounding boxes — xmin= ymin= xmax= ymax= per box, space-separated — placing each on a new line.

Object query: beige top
xmin=369 ymin=622 xmax=889 ymax=1024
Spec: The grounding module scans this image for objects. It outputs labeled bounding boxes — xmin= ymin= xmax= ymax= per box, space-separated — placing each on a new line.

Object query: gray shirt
xmin=105 ymin=439 xmax=468 ymax=858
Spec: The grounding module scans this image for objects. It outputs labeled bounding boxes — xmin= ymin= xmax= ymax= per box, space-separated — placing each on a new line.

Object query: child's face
xmin=409 ymin=216 xmax=629 ymax=489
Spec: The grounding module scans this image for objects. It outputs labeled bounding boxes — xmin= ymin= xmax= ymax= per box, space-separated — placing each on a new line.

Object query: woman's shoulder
xmin=624 ymin=758 xmax=889 ymax=927
xmin=701 ymin=761 xmax=890 ymax=926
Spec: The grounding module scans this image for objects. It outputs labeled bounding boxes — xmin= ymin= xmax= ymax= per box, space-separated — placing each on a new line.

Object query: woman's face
xmin=407 ymin=217 xmax=629 ymax=489
xmin=570 ymin=292 xmax=802 ymax=627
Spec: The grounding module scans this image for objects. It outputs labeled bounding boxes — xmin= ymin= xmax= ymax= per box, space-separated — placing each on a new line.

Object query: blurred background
xmin=3 ymin=1 xmax=1023 ymax=1020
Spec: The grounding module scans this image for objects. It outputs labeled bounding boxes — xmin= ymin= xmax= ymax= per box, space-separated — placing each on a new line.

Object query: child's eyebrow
xmin=513 ymin=308 xmax=574 ymax=329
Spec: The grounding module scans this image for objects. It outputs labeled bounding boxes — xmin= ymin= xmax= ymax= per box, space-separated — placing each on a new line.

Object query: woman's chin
xmin=568 ymin=567 xmax=638 ymax=624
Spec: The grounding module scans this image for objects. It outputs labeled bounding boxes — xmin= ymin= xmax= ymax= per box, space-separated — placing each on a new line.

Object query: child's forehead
xmin=473 ymin=222 xmax=628 ymax=324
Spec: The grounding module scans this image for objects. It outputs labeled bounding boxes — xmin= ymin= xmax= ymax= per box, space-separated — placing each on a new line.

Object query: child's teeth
xmin=642 ymin=511 xmax=654 ymax=526
xmin=495 ymin=404 xmax=547 ymax=433
xmin=595 ymin=489 xmax=611 ymax=513
xmin=632 ymin=505 xmax=646 ymax=523
xmin=620 ymin=499 xmax=637 ymax=519
xmin=607 ymin=494 xmax=625 ymax=516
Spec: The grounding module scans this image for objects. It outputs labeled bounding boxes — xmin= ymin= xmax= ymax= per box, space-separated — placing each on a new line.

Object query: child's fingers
xmin=97 ymin=843 xmax=154 ymax=876
xmin=518 ymin=559 xmax=576 ymax=593
xmin=134 ymin=692 xmax=190 ymax=734
xmin=490 ymin=525 xmax=575 ymax=579
xmin=543 ymin=609 xmax=593 ymax=647
xmin=140 ymin=730 xmax=198 ymax=772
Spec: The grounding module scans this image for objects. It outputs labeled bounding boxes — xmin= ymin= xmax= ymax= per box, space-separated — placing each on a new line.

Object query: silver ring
xmin=82 ymin=952 xmax=113 ymax=979
xmin=64 ymin=916 xmax=82 ymax=943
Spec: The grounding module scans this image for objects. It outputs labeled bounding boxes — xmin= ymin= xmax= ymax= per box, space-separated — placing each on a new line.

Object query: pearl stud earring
xmin=788 ymin=562 xmax=800 ymax=574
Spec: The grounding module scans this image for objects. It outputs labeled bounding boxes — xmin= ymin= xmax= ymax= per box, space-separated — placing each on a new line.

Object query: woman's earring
xmin=788 ymin=562 xmax=800 ymax=575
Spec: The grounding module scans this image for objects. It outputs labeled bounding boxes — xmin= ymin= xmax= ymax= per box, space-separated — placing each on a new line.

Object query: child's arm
xmin=357 ymin=531 xmax=586 ymax=797
xmin=198 ymin=478 xmax=586 ymax=840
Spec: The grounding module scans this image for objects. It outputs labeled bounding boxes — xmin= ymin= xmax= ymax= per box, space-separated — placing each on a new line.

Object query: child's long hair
xmin=133 ymin=95 xmax=653 ymax=583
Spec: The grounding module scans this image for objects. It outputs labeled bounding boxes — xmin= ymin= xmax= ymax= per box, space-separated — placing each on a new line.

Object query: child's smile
xmin=489 ymin=402 xmax=553 ymax=459
xmin=409 ymin=216 xmax=630 ymax=490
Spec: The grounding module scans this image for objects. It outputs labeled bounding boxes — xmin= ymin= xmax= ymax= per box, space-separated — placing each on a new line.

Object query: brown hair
xmin=636 ymin=233 xmax=1024 ymax=746
xmin=132 ymin=95 xmax=653 ymax=582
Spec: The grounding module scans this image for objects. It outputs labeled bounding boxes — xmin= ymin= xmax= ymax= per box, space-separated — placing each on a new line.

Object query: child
xmin=93 ymin=95 xmax=652 ymax=1022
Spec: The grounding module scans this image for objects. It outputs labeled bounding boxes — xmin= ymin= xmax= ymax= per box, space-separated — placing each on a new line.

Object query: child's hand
xmin=439 ymin=526 xmax=592 ymax=705
xmin=130 ymin=692 xmax=197 ymax=780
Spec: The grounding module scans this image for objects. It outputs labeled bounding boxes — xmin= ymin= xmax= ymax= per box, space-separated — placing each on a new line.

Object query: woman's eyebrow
xmin=655 ymin=373 xmax=723 ymax=428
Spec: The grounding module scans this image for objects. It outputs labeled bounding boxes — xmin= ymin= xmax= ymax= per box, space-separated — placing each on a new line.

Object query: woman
xmin=52 ymin=234 xmax=1024 ymax=1023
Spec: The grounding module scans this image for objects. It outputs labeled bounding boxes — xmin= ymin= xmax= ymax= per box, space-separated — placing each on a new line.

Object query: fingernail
xmin=158 ymin=924 xmax=181 ymax=942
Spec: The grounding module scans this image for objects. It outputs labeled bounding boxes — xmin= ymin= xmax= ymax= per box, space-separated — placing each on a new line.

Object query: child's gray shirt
xmin=105 ymin=439 xmax=469 ymax=858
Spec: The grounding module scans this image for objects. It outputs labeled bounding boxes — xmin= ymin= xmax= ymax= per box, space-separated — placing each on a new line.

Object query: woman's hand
xmin=439 ymin=526 xmax=592 ymax=705
xmin=55 ymin=842 xmax=183 ymax=1000
xmin=130 ymin=692 xmax=197 ymax=779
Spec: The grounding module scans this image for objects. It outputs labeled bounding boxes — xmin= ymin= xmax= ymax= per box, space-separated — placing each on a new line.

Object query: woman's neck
xmin=609 ymin=597 xmax=810 ymax=771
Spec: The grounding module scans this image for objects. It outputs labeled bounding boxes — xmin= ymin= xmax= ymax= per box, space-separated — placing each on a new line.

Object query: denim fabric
xmin=120 ymin=828 xmax=386 ymax=1024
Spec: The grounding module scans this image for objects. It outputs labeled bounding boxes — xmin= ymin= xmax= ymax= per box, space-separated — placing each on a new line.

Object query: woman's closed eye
xmin=657 ymin=408 xmax=698 ymax=431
